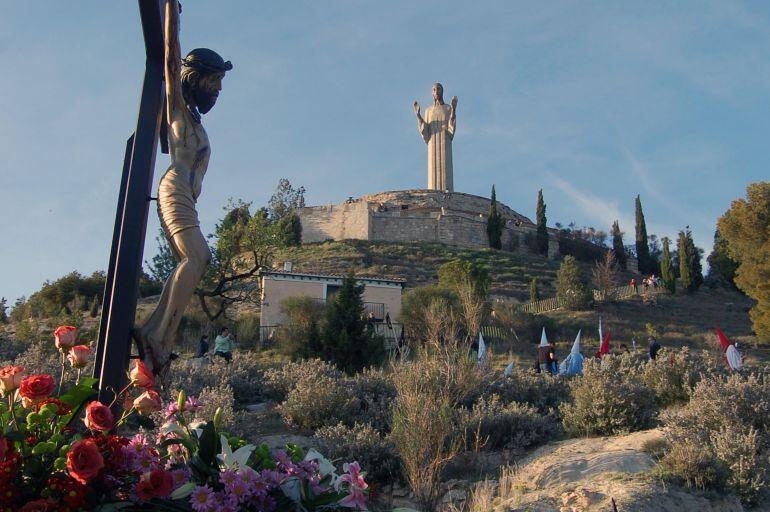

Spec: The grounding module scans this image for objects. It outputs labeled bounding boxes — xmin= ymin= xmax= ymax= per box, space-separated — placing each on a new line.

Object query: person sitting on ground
xmin=214 ymin=327 xmax=236 ymax=362
xmin=548 ymin=341 xmax=558 ymax=374
xmin=648 ymin=336 xmax=661 ymax=361
xmin=196 ymin=334 xmax=209 ymax=358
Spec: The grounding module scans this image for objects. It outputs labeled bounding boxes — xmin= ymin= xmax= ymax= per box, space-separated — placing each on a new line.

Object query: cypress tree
xmin=556 ymin=255 xmax=591 ymax=310
xmin=0 ymin=297 xmax=7 ymax=324
xmin=530 ymin=277 xmax=540 ymax=303
xmin=89 ymin=295 xmax=99 ymax=318
xmin=635 ymin=195 xmax=651 ymax=273
xmin=486 ymin=185 xmax=503 ymax=249
xmin=321 ymin=274 xmax=385 ymax=373
xmin=611 ymin=220 xmax=627 ymax=271
xmin=678 ymin=230 xmax=695 ymax=292
xmin=536 ymin=189 xmax=548 ymax=255
xmin=689 ymin=230 xmax=703 ymax=290
xmin=706 ymin=229 xmax=738 ymax=288
xmin=660 ymin=237 xmax=675 ymax=293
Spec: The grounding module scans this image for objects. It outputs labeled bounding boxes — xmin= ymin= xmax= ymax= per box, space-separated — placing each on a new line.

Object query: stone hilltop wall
xmin=299 ymin=189 xmax=535 ymax=250
xmin=298 ymin=189 xmax=639 ymax=272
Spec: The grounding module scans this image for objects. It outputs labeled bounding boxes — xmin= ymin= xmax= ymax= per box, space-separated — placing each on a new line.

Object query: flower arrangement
xmin=0 ymin=326 xmax=369 ymax=511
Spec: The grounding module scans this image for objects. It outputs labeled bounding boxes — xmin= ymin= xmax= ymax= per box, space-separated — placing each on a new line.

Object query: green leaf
xmin=59 ymin=383 xmax=97 ymax=409
xmin=196 ymin=421 xmax=220 ymax=468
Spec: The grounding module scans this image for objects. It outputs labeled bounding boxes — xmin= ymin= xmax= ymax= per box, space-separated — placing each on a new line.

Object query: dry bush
xmin=390 ymin=335 xmax=480 ymax=512
xmin=640 ymin=347 xmax=725 ymax=407
xmin=314 ymin=422 xmax=401 ymax=485
xmin=459 ymin=394 xmax=559 ymax=451
xmin=664 ymin=372 xmax=770 ymax=506
xmin=195 ymin=385 xmax=236 ymax=430
xmin=261 ymin=358 xmax=342 ymax=402
xmin=561 ymin=356 xmax=658 ymax=436
xmin=592 ymin=250 xmax=619 ymax=301
xmin=278 ymin=373 xmax=359 ymax=431
xmin=349 ymin=367 xmax=396 ymax=434
xmin=659 ymin=442 xmax=726 ymax=491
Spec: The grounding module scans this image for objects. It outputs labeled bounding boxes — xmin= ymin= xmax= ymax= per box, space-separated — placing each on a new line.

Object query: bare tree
xmin=592 ymin=250 xmax=619 ymax=301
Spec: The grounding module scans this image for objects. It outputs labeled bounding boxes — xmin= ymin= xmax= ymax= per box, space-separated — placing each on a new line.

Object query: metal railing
xmin=517 ymin=284 xmax=665 ymax=315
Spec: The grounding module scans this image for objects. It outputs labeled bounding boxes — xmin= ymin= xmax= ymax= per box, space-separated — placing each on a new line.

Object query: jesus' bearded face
xmin=432 ymin=83 xmax=444 ymax=104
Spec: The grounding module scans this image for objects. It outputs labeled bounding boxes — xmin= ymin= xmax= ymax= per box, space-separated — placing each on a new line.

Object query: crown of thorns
xmin=182 ymin=48 xmax=233 ymax=73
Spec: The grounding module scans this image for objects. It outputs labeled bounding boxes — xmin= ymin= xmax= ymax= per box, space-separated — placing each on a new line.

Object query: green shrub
xmin=561 ymin=356 xmax=658 ymax=436
xmin=460 ymin=394 xmax=559 ymax=451
xmin=475 ymin=368 xmax=569 ymax=414
xmin=235 ymin=312 xmax=261 ymax=346
xmin=399 ymin=286 xmax=460 ymax=343
xmin=664 ymin=372 xmax=770 ymax=506
xmin=315 ymin=423 xmax=401 ymax=485
xmin=276 ymin=296 xmax=325 ymax=359
xmin=640 ymin=347 xmax=723 ymax=407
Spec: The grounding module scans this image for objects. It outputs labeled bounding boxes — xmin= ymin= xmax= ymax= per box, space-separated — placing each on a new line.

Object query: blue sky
xmin=2 ymin=1 xmax=769 ymax=304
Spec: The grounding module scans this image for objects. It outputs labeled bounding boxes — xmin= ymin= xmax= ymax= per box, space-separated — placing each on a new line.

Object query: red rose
xmin=84 ymin=401 xmax=115 ymax=432
xmin=129 ymin=360 xmax=155 ymax=388
xmin=135 ymin=468 xmax=174 ymax=500
xmin=67 ymin=345 xmax=92 ymax=369
xmin=19 ymin=374 xmax=56 ymax=405
xmin=54 ymin=325 xmax=78 ymax=351
xmin=133 ymin=389 xmax=162 ymax=415
xmin=0 ymin=365 xmax=24 ymax=394
xmin=0 ymin=434 xmax=8 ymax=460
xmin=66 ymin=439 xmax=104 ymax=485
xmin=19 ymin=499 xmax=57 ymax=512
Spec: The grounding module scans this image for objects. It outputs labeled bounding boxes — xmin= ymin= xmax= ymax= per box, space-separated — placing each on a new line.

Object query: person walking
xmin=214 ymin=327 xmax=235 ymax=362
xmin=648 ymin=336 xmax=661 ymax=361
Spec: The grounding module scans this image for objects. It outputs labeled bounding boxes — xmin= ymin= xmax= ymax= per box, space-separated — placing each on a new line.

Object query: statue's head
xmin=432 ymin=82 xmax=444 ymax=104
xmin=181 ymin=48 xmax=233 ymax=115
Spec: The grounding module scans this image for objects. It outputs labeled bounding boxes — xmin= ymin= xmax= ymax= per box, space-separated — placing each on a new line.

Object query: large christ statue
xmin=414 ymin=83 xmax=457 ymax=192
xmin=134 ymin=0 xmax=231 ymax=383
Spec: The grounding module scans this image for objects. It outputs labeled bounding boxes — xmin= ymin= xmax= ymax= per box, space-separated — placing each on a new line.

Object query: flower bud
xmin=177 ymin=390 xmax=187 ymax=413
xmin=213 ymin=407 xmax=223 ymax=430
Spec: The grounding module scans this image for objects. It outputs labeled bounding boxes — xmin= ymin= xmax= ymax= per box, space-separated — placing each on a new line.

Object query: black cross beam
xmin=93 ymin=0 xmax=167 ymax=408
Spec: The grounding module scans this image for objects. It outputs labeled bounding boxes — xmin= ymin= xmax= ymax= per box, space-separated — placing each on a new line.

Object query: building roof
xmin=260 ymin=268 xmax=405 ymax=286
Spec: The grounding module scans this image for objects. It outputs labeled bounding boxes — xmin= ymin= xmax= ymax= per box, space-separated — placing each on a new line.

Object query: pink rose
xmin=18 ymin=374 xmax=55 ymax=405
xmin=0 ymin=365 xmax=25 ymax=394
xmin=67 ymin=345 xmax=92 ymax=369
xmin=54 ymin=325 xmax=78 ymax=351
xmin=67 ymin=439 xmax=104 ymax=485
xmin=84 ymin=401 xmax=115 ymax=432
xmin=133 ymin=389 xmax=162 ymax=415
xmin=129 ymin=360 xmax=155 ymax=388
xmin=135 ymin=468 xmax=174 ymax=500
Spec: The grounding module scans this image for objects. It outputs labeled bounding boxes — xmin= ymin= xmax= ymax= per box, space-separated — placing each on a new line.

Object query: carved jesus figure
xmin=134 ymin=0 xmax=231 ymax=383
xmin=414 ymin=83 xmax=457 ymax=192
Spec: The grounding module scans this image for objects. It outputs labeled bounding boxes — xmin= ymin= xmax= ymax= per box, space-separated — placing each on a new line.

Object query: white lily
xmin=304 ymin=448 xmax=337 ymax=478
xmin=217 ymin=434 xmax=256 ymax=469
xmin=160 ymin=421 xmax=186 ymax=437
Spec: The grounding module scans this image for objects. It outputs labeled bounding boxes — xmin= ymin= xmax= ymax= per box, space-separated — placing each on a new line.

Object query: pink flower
xmin=0 ymin=365 xmax=25 ymax=394
xmin=129 ymin=360 xmax=155 ymax=388
xmin=67 ymin=345 xmax=92 ymax=369
xmin=133 ymin=389 xmax=162 ymax=415
xmin=67 ymin=439 xmax=105 ymax=485
xmin=54 ymin=325 xmax=78 ymax=351
xmin=185 ymin=395 xmax=203 ymax=412
xmin=84 ymin=401 xmax=115 ymax=432
xmin=339 ymin=486 xmax=368 ymax=510
xmin=18 ymin=374 xmax=55 ymax=405
xmin=341 ymin=462 xmax=368 ymax=490
xmin=163 ymin=401 xmax=179 ymax=420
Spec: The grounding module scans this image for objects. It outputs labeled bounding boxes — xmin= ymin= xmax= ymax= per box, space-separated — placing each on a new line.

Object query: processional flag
xmin=599 ymin=329 xmax=611 ymax=358
xmin=715 ymin=325 xmax=742 ymax=371
xmin=478 ymin=333 xmax=487 ymax=369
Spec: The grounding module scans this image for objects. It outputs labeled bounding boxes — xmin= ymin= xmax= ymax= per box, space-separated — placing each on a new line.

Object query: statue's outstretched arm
xmin=164 ymin=0 xmax=184 ymax=145
xmin=447 ymin=96 xmax=457 ymax=140
xmin=414 ymin=101 xmax=430 ymax=144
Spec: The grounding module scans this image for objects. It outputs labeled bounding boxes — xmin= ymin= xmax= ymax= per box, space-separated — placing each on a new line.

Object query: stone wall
xmin=299 ymin=189 xmax=536 ymax=249
xmin=300 ymin=199 xmax=370 ymax=243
